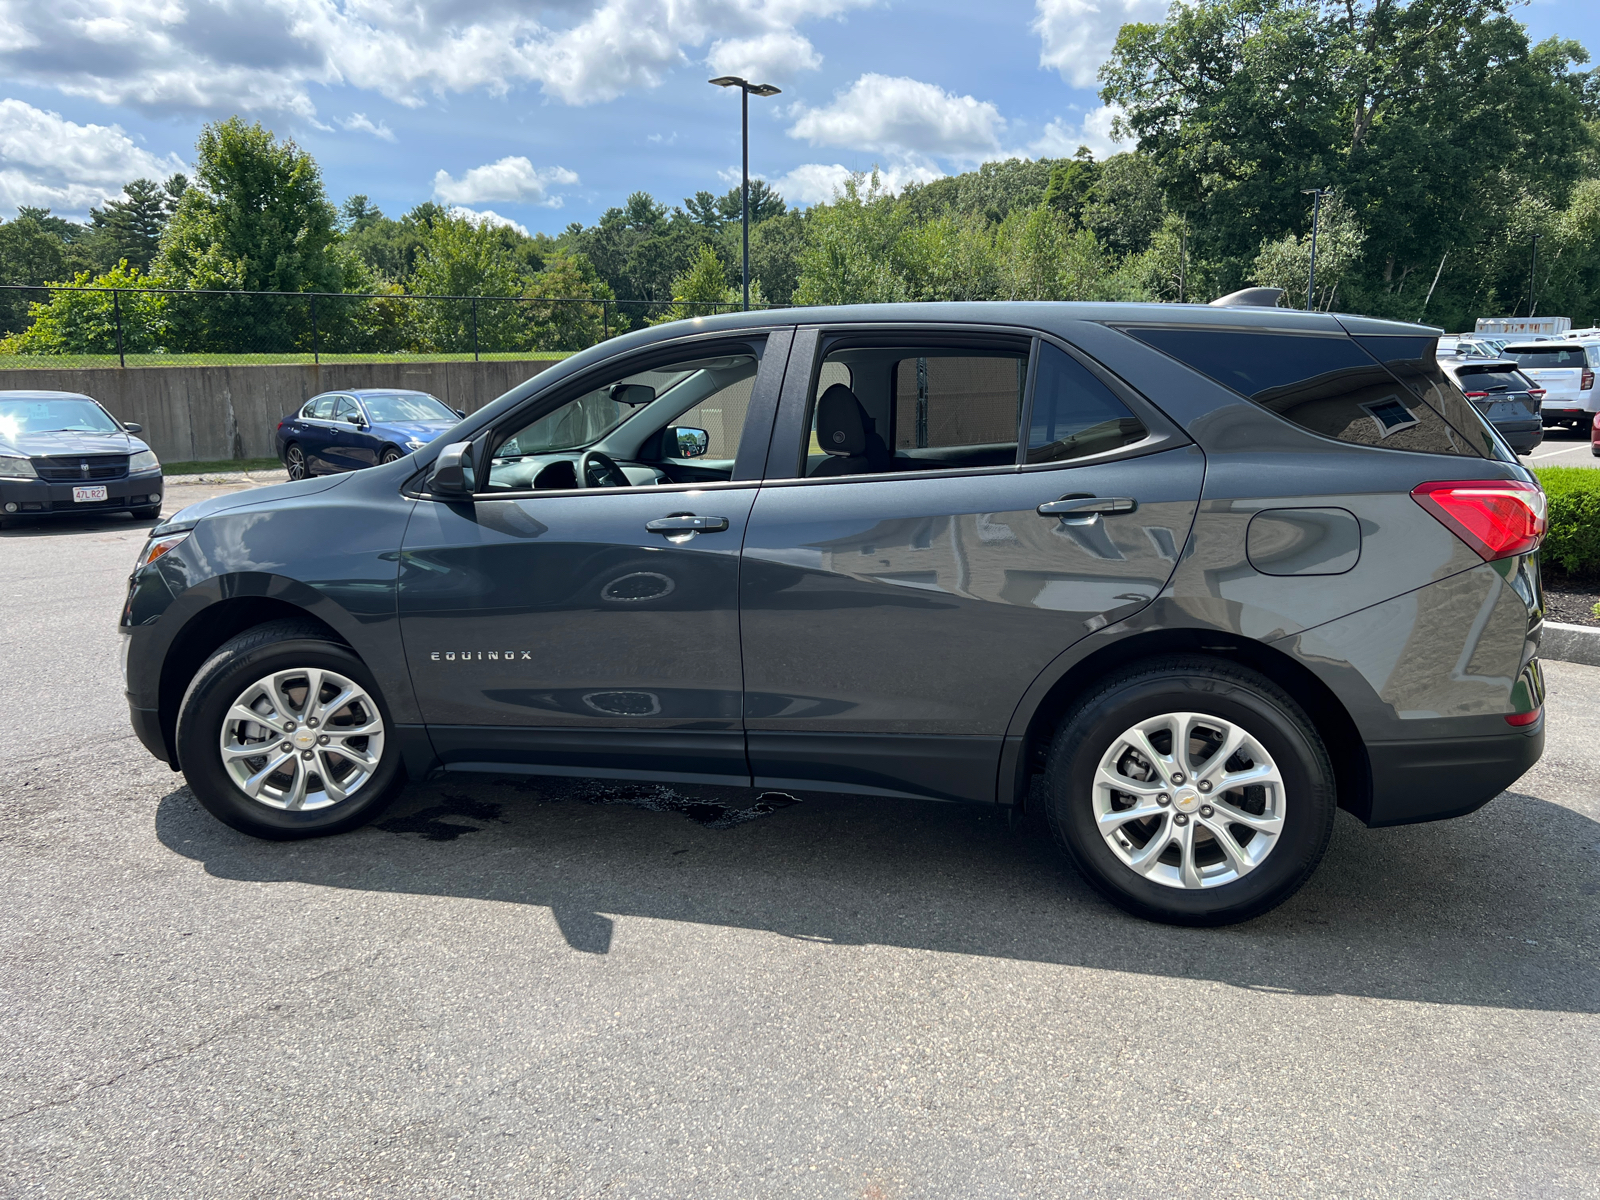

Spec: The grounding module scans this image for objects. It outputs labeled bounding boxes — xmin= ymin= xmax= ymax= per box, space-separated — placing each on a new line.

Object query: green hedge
xmin=1535 ymin=467 xmax=1600 ymax=577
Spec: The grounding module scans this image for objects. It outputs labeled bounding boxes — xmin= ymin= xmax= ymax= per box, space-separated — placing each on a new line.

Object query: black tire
xmin=379 ymin=447 xmax=403 ymax=465
xmin=1040 ymin=655 xmax=1336 ymax=927
xmin=175 ymin=619 xmax=405 ymax=840
xmin=285 ymin=444 xmax=309 ymax=481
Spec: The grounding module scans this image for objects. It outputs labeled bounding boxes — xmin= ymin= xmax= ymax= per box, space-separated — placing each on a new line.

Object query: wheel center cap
xmin=292 ymin=728 xmax=317 ymax=749
xmin=1172 ymin=788 xmax=1200 ymax=812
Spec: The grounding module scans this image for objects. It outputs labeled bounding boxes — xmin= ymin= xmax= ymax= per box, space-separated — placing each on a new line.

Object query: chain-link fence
xmin=0 ymin=284 xmax=784 ymax=369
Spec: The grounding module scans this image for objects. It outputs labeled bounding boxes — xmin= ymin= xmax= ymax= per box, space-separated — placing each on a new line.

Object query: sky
xmin=0 ymin=0 xmax=1597 ymax=237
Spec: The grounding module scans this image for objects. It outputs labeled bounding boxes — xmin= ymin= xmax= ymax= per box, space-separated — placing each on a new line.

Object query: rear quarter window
xmin=1354 ymin=335 xmax=1511 ymax=461
xmin=1125 ymin=327 xmax=1488 ymax=458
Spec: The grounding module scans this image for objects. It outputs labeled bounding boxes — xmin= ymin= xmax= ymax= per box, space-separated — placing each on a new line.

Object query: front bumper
xmin=1 ymin=472 xmax=163 ymax=516
xmin=1364 ymin=721 xmax=1544 ymax=826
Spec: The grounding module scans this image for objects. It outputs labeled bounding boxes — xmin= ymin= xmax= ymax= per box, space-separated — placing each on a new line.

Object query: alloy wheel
xmin=218 ymin=667 xmax=385 ymax=811
xmin=1093 ymin=711 xmax=1285 ymax=889
xmin=286 ymin=447 xmax=307 ymax=480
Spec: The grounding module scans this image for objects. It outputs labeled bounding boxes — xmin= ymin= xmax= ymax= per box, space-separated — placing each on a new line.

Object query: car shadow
xmin=155 ymin=773 xmax=1599 ymax=1014
xmin=0 ymin=511 xmax=158 ymax=537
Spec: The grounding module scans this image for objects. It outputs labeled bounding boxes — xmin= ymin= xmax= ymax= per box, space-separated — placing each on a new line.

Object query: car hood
xmin=0 ymin=429 xmax=149 ymax=458
xmin=372 ymin=420 xmax=457 ymax=443
xmin=159 ymin=472 xmax=352 ymax=530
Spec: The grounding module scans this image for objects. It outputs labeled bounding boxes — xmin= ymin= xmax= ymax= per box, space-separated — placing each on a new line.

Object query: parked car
xmin=1503 ymin=341 xmax=1600 ymax=431
xmin=1438 ymin=358 xmax=1545 ymax=454
xmin=275 ymin=389 xmax=464 ymax=480
xmin=124 ymin=304 xmax=1546 ymax=926
xmin=0 ymin=390 xmax=163 ymax=527
xmin=1438 ymin=335 xmax=1502 ymax=360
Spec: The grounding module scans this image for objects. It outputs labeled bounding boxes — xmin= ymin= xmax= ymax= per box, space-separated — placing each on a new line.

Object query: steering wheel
xmin=578 ymin=448 xmax=629 ymax=489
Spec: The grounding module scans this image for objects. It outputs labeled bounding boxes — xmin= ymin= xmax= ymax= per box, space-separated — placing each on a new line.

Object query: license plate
xmin=73 ymin=485 xmax=108 ymax=503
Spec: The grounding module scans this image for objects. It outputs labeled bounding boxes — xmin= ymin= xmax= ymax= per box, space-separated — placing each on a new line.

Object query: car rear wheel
xmin=1041 ymin=655 xmax=1336 ymax=927
xmin=175 ymin=619 xmax=405 ymax=839
xmin=285 ymin=444 xmax=308 ymax=481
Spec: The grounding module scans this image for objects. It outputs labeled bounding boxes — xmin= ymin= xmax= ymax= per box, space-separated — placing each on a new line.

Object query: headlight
xmin=135 ymin=529 xmax=191 ymax=570
xmin=0 ymin=454 xmax=36 ymax=479
xmin=404 ymin=439 xmax=427 ymax=451
xmin=129 ymin=450 xmax=161 ymax=473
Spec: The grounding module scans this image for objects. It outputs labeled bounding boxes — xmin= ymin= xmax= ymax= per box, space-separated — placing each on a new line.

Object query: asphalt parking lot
xmin=2 ymin=477 xmax=1597 ymax=1198
xmin=1521 ymin=423 xmax=1599 ymax=470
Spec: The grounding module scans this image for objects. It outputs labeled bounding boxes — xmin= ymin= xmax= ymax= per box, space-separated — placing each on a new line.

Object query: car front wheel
xmin=175 ymin=619 xmax=405 ymax=839
xmin=285 ymin=444 xmax=308 ymax=480
xmin=1041 ymin=655 xmax=1336 ymax=926
xmin=380 ymin=448 xmax=403 ymax=465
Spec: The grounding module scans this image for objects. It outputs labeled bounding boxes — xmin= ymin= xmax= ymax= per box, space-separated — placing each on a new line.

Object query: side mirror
xmin=610 ymin=383 xmax=656 ymax=406
xmin=122 ymin=421 xmax=143 ymax=433
xmin=347 ymin=414 xmax=366 ymax=427
xmin=669 ymin=426 xmax=710 ymax=458
xmin=454 ymin=408 xmax=466 ymax=418
xmin=429 ymin=441 xmax=475 ymax=497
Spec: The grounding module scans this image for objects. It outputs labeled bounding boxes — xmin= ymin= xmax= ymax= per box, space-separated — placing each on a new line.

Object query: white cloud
xmin=432 ymin=157 xmax=579 ymax=207
xmin=706 ymin=29 xmax=820 ymax=83
xmin=0 ymin=1 xmax=869 ymax=118
xmin=339 ymin=112 xmax=395 ymax=142
xmin=787 ymin=74 xmax=1005 ymax=163
xmin=447 ymin=205 xmax=530 ymax=235
xmin=1033 ymin=0 xmax=1168 ymax=89
xmin=1031 ymin=105 xmax=1134 ymax=160
xmin=0 ymin=97 xmax=185 ymax=218
xmin=767 ymin=160 xmax=943 ymax=206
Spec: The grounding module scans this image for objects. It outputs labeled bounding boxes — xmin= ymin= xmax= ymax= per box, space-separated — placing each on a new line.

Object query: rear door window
xmin=1027 ymin=343 xmax=1147 ymax=463
xmin=1126 ymin=327 xmax=1486 ymax=458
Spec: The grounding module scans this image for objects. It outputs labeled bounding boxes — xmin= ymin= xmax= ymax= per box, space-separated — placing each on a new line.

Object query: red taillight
xmin=1527 ymin=388 xmax=1546 ymax=399
xmin=1582 ymin=369 xmax=1595 ymax=390
xmin=1505 ymin=708 xmax=1541 ymax=727
xmin=1462 ymin=391 xmax=1489 ymax=399
xmin=1411 ymin=480 xmax=1547 ymax=561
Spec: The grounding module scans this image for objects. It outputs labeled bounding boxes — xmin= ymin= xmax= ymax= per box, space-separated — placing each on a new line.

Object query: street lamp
xmin=709 ymin=75 xmax=781 ymax=312
xmin=1300 ymin=187 xmax=1330 ymax=311
xmin=1527 ymin=231 xmax=1542 ymax=319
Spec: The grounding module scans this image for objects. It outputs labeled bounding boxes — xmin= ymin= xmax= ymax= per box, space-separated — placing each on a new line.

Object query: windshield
xmin=361 ymin=393 xmax=456 ymax=423
xmin=0 ymin=397 xmax=119 ymax=440
xmin=1508 ymin=346 xmax=1586 ymax=368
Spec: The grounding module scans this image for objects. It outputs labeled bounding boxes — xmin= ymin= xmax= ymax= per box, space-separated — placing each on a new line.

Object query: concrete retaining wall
xmin=0 ymin=359 xmax=561 ymax=463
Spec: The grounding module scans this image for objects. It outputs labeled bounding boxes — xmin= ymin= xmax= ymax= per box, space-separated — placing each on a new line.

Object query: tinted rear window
xmin=1455 ymin=366 xmax=1523 ymax=390
xmin=1126 ymin=327 xmax=1485 ymax=458
xmin=1508 ymin=346 xmax=1587 ymax=368
xmin=1353 ymin=335 xmax=1511 ymax=461
xmin=1027 ymin=343 xmax=1146 ymax=463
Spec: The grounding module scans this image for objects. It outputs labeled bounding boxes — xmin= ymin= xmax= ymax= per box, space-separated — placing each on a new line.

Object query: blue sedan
xmin=275 ymin=389 xmax=464 ymax=480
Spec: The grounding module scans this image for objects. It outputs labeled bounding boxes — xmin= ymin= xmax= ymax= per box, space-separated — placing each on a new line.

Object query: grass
xmin=0 ymin=350 xmax=573 ymax=370
xmin=163 ymin=457 xmax=283 ymax=476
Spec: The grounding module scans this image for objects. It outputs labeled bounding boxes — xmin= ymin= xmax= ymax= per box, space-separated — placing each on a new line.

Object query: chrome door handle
xmin=1037 ymin=496 xmax=1137 ymax=516
xmin=645 ymin=515 xmax=730 ymax=533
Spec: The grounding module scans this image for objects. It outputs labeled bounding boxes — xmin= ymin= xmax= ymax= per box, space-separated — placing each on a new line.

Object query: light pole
xmin=709 ymin=75 xmax=781 ymax=311
xmin=1527 ymin=231 xmax=1542 ymax=318
xmin=1300 ymin=187 xmax=1330 ymax=311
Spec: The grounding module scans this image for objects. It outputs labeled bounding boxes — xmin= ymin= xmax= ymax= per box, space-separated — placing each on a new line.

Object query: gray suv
xmin=122 ymin=304 xmax=1546 ymax=926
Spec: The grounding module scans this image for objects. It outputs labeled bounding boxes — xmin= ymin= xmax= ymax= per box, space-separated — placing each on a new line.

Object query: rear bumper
xmin=1364 ymin=722 xmax=1544 ymax=827
xmin=1492 ymin=419 xmax=1542 ymax=453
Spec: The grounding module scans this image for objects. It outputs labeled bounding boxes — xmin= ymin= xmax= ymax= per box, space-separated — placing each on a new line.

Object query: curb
xmin=1542 ymin=620 xmax=1600 ymax=666
xmin=166 ymin=471 xmax=283 ymax=486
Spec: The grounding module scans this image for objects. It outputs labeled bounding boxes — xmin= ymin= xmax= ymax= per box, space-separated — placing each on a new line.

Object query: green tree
xmin=1250 ymin=191 xmax=1367 ymax=308
xmin=1042 ymin=148 xmax=1100 ymax=224
xmin=524 ymin=249 xmax=620 ymax=349
xmin=85 ymin=175 xmax=185 ymax=273
xmin=651 ymin=243 xmax=740 ymax=324
xmin=155 ymin=117 xmax=347 ymax=351
xmin=793 ymin=172 xmax=910 ymax=305
xmin=409 ymin=213 xmax=526 ymax=352
xmin=0 ymin=261 xmax=167 ymax=355
xmin=0 ymin=211 xmax=71 ymax=335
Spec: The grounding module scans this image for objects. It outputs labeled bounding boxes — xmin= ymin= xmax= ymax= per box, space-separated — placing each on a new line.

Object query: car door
xmin=325 ymin=395 xmax=368 ymax=471
xmin=398 ymin=329 xmax=791 ymax=786
xmin=294 ymin=394 xmax=338 ymax=471
xmin=738 ymin=326 xmax=1204 ymax=804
